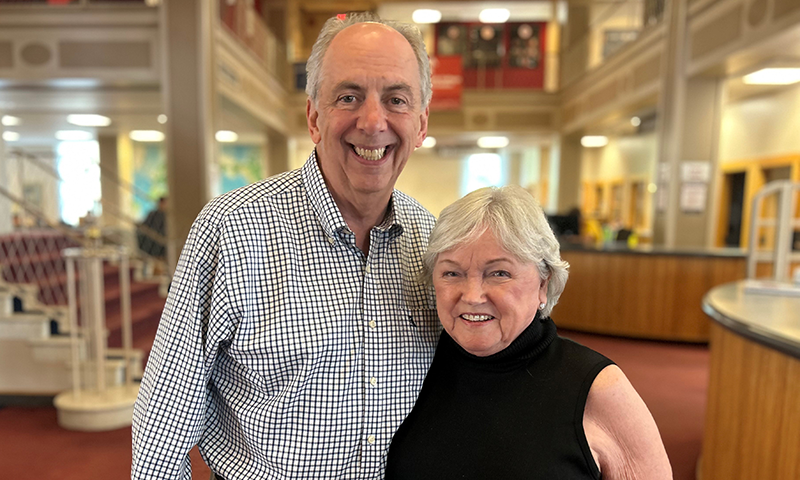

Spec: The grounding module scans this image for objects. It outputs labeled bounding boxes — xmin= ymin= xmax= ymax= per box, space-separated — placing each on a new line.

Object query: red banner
xmin=430 ymin=55 xmax=463 ymax=110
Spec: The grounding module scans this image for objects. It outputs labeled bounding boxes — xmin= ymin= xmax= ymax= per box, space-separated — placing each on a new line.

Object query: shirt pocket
xmin=401 ymin=308 xmax=440 ymax=394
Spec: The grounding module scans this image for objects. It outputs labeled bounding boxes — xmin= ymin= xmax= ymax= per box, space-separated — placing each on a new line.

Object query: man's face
xmin=306 ymin=23 xmax=429 ymax=207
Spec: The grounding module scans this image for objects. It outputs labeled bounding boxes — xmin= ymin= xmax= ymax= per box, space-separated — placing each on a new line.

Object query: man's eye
xmin=389 ymin=97 xmax=406 ymax=106
xmin=339 ymin=95 xmax=356 ymax=103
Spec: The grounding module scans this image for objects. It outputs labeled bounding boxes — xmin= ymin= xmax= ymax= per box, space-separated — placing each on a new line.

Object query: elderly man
xmin=131 ymin=12 xmax=438 ymax=480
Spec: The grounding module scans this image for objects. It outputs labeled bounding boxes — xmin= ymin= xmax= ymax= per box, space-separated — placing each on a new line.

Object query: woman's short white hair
xmin=305 ymin=11 xmax=432 ymax=108
xmin=423 ymin=185 xmax=569 ymax=317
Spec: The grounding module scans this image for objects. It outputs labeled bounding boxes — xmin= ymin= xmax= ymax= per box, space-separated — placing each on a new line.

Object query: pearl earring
xmin=539 ymin=303 xmax=546 ymax=310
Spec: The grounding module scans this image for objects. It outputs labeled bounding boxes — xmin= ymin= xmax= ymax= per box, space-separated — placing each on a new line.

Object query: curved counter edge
xmin=701 ymin=282 xmax=800 ymax=361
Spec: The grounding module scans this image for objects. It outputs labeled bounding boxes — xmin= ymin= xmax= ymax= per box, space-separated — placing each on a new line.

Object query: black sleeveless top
xmin=386 ymin=315 xmax=613 ymax=479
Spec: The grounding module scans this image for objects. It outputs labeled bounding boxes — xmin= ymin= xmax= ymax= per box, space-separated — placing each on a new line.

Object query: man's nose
xmin=357 ymin=95 xmax=388 ymax=135
xmin=461 ymin=277 xmax=486 ymax=304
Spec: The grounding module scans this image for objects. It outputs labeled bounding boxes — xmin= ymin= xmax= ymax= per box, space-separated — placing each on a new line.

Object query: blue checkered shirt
xmin=132 ymin=151 xmax=439 ymax=479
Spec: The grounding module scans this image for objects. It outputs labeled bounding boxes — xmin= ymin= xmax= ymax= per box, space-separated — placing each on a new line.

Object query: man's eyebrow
xmin=332 ymin=81 xmax=364 ymax=94
xmin=385 ymin=83 xmax=415 ymax=99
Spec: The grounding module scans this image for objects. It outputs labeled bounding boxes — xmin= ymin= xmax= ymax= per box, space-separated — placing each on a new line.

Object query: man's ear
xmin=415 ymin=105 xmax=430 ymax=148
xmin=307 ymin=97 xmax=321 ymax=144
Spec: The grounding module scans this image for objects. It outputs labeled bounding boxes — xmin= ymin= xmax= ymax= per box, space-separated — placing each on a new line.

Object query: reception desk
xmin=700 ymin=282 xmax=800 ymax=479
xmin=553 ymin=244 xmax=746 ymax=342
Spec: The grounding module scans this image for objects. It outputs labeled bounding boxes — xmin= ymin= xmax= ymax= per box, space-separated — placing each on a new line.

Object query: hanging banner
xmin=430 ymin=55 xmax=463 ymax=110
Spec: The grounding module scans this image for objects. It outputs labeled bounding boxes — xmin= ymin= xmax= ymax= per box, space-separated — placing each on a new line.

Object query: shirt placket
xmin=359 ymin=227 xmax=388 ymax=478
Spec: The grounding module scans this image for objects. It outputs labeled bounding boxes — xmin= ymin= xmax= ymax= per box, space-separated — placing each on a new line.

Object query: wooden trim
xmin=701 ymin=323 xmax=800 ymax=479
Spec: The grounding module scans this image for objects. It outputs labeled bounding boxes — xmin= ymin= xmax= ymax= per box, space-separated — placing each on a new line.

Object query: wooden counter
xmin=700 ymin=282 xmax=800 ymax=480
xmin=553 ymin=245 xmax=746 ymax=342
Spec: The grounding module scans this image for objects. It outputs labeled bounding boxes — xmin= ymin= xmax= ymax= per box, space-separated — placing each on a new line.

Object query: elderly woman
xmin=386 ymin=186 xmax=671 ymax=479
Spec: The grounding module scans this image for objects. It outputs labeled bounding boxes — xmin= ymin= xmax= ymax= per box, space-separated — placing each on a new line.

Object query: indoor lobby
xmin=1 ymin=0 xmax=799 ymax=479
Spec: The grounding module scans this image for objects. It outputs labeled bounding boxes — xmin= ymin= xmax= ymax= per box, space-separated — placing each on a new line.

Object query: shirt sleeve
xmin=131 ymin=214 xmax=233 ymax=480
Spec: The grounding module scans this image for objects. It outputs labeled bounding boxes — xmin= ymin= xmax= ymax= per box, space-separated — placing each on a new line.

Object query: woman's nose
xmin=461 ymin=277 xmax=485 ymax=304
xmin=357 ymin=96 xmax=388 ymax=135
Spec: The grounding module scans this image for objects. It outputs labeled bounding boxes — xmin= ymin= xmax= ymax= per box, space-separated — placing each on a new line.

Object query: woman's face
xmin=432 ymin=229 xmax=548 ymax=357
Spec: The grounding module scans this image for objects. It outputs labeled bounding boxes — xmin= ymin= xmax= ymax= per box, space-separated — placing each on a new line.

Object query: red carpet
xmin=0 ymin=330 xmax=707 ymax=480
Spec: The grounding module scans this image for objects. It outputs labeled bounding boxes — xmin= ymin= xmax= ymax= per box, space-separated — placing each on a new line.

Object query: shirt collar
xmin=302 ymin=150 xmax=404 ymax=241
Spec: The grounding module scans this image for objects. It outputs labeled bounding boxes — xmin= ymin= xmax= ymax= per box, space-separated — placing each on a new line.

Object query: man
xmin=131 ymin=12 xmax=438 ymax=480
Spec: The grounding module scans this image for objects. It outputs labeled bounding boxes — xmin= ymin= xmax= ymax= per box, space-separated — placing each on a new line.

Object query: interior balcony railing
xmin=561 ymin=0 xmax=666 ymax=88
xmin=219 ymin=0 xmax=288 ymax=87
xmin=0 ymin=0 xmax=157 ymax=7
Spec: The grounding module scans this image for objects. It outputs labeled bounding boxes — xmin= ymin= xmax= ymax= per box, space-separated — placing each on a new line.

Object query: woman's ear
xmin=538 ymin=276 xmax=549 ymax=305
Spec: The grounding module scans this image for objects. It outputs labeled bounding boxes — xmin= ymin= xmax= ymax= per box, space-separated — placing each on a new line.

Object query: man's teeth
xmin=461 ymin=314 xmax=493 ymax=322
xmin=354 ymin=146 xmax=387 ymax=161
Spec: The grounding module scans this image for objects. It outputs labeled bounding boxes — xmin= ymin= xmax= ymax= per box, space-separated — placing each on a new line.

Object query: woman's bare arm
xmin=583 ymin=365 xmax=673 ymax=480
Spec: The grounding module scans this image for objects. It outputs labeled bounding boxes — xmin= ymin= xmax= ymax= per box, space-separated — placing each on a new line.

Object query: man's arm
xmin=131 ymin=216 xmax=230 ymax=480
xmin=583 ymin=365 xmax=673 ymax=480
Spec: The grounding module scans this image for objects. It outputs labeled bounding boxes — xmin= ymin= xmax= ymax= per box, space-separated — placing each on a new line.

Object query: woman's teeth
xmin=461 ymin=314 xmax=493 ymax=322
xmin=354 ymin=146 xmax=387 ymax=161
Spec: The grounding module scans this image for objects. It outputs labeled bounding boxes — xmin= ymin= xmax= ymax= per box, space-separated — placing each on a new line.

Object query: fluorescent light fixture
xmin=421 ymin=136 xmax=437 ymax=148
xmin=479 ymin=8 xmax=510 ymax=23
xmin=215 ymin=130 xmax=239 ymax=143
xmin=581 ymin=135 xmax=608 ymax=148
xmin=56 ymin=130 xmax=93 ymax=141
xmin=2 ymin=131 xmax=20 ymax=142
xmin=157 ymin=114 xmax=168 ymax=124
xmin=412 ymin=9 xmax=442 ymax=24
xmin=129 ymin=130 xmax=165 ymax=142
xmin=1 ymin=115 xmax=21 ymax=126
xmin=743 ymin=68 xmax=800 ymax=85
xmin=67 ymin=114 xmax=111 ymax=127
xmin=477 ymin=136 xmax=509 ymax=149
xmin=631 ymin=116 xmax=641 ymax=127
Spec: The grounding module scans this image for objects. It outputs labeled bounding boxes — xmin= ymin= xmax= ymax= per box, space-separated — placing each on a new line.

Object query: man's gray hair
xmin=422 ymin=185 xmax=570 ymax=318
xmin=305 ymin=11 xmax=432 ymax=108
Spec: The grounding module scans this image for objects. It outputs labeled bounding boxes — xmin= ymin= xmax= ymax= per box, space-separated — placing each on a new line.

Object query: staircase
xmin=0 ymin=229 xmax=166 ymax=396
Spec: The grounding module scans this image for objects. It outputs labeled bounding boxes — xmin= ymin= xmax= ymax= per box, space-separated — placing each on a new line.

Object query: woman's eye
xmin=490 ymin=270 xmax=511 ymax=278
xmin=441 ymin=271 xmax=459 ymax=278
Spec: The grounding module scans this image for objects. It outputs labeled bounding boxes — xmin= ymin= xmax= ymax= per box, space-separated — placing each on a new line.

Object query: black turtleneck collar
xmin=439 ymin=313 xmax=558 ymax=371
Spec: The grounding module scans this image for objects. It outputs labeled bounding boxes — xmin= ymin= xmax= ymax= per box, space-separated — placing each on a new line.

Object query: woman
xmin=386 ymin=186 xmax=672 ymax=479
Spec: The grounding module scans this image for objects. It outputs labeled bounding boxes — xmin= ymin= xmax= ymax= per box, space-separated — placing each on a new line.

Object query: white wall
xmin=719 ymin=84 xmax=800 ymax=162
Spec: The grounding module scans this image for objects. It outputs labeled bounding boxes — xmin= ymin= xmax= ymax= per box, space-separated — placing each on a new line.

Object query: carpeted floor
xmin=0 ymin=329 xmax=708 ymax=480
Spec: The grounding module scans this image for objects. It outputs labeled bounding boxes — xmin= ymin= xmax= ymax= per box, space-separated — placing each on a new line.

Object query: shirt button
xmin=369 ymin=377 xmax=377 ymax=387
xmin=367 ymin=435 xmax=375 ymax=445
xmin=365 ymin=265 xmax=371 ymax=274
xmin=368 ymin=320 xmax=376 ymax=329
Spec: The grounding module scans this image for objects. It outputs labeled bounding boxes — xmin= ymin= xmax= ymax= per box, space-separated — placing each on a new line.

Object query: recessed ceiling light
xmin=157 ymin=114 xmax=168 ymax=124
xmin=1 ymin=115 xmax=21 ymax=126
xmin=56 ymin=130 xmax=94 ymax=141
xmin=477 ymin=136 xmax=509 ymax=149
xmin=67 ymin=114 xmax=111 ymax=127
xmin=581 ymin=136 xmax=609 ymax=148
xmin=2 ymin=131 xmax=20 ymax=142
xmin=743 ymin=68 xmax=800 ymax=85
xmin=479 ymin=8 xmax=510 ymax=23
xmin=412 ymin=9 xmax=442 ymax=24
xmin=215 ymin=130 xmax=239 ymax=143
xmin=631 ymin=116 xmax=641 ymax=127
xmin=129 ymin=130 xmax=165 ymax=142
xmin=421 ymin=136 xmax=437 ymax=148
